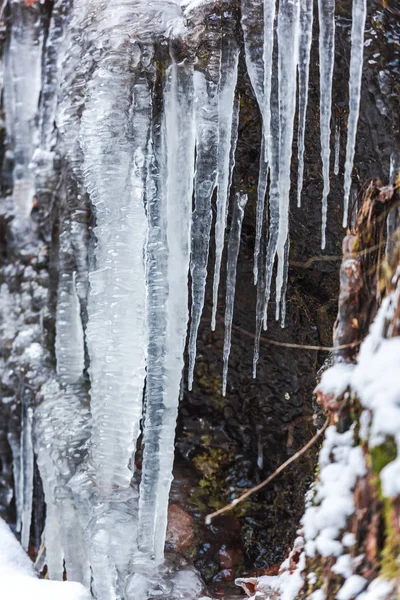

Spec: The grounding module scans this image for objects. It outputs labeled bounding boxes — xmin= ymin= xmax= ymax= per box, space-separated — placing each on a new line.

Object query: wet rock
xmin=167 ymin=504 xmax=195 ymax=553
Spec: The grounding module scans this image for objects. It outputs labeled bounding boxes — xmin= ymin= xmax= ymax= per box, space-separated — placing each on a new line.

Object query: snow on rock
xmin=0 ymin=518 xmax=92 ymax=600
xmin=315 ymin=363 xmax=355 ymax=398
xmin=236 ymin=539 xmax=306 ymax=600
xmin=318 ymin=281 xmax=400 ymax=497
xmin=336 ymin=574 xmax=367 ymax=600
xmin=357 ymin=578 xmax=395 ymax=600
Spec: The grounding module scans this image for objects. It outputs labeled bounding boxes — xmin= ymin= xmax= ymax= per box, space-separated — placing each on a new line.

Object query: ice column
xmin=138 ymin=57 xmax=196 ymax=569
xmin=318 ymin=0 xmax=336 ymax=249
xmin=297 ymin=0 xmax=313 ymax=208
xmin=343 ymin=0 xmax=366 ymax=227
xmin=3 ymin=0 xmax=43 ymax=219
xmin=222 ymin=193 xmax=248 ymax=396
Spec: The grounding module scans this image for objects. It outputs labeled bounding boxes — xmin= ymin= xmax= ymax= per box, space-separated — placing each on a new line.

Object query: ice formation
xmin=0 ymin=0 xmax=370 ymax=598
xmin=343 ymin=0 xmax=367 ymax=227
xmin=318 ymin=0 xmax=335 ymax=249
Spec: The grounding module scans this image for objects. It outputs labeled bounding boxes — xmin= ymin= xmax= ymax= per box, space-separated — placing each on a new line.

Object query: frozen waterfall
xmin=0 ymin=0 xmax=371 ymax=598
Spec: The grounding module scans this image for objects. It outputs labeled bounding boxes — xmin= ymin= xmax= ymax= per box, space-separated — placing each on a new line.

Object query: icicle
xmin=334 ymin=124 xmax=340 ymax=175
xmin=240 ymin=0 xmax=265 ymax=108
xmin=211 ymin=33 xmax=239 ymax=330
xmin=39 ymin=0 xmax=72 ymax=155
xmin=241 ymin=0 xmax=276 ymax=285
xmin=138 ymin=56 xmax=195 ymax=569
xmin=254 ymin=138 xmax=269 ymax=284
xmin=297 ymin=0 xmax=313 ymax=208
xmin=20 ymin=406 xmax=34 ymax=551
xmin=279 ymin=237 xmax=290 ymax=328
xmin=253 ymin=227 xmax=266 ymax=377
xmin=318 ymin=0 xmax=335 ymax=249
xmin=55 ymin=237 xmax=85 ymax=385
xmin=222 ymin=193 xmax=248 ymax=396
xmin=81 ymin=45 xmax=149 ymax=494
xmin=7 ymin=430 xmax=22 ymax=533
xmin=253 ymin=0 xmax=277 ymax=287
xmin=3 ymin=1 xmax=43 ymax=219
xmin=274 ymin=0 xmax=300 ymax=321
xmin=343 ymin=0 xmax=366 ymax=227
xmin=187 ymin=67 xmax=219 ymax=391
xmin=263 ymin=61 xmax=280 ymax=328
xmin=34 ymin=380 xmax=90 ymax=583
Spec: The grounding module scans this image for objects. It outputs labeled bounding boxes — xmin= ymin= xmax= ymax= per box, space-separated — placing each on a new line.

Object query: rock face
xmin=0 ymin=0 xmax=398 ymax=598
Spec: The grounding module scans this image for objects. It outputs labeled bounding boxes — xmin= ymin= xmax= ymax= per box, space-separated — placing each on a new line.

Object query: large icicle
xmin=3 ymin=0 xmax=43 ymax=219
xmin=211 ymin=31 xmax=239 ymax=330
xmin=297 ymin=0 xmax=313 ymax=208
xmin=187 ymin=55 xmax=220 ymax=391
xmin=274 ymin=0 xmax=300 ymax=321
xmin=241 ymin=0 xmax=276 ymax=285
xmin=137 ymin=57 xmax=195 ymax=570
xmin=81 ymin=43 xmax=149 ymax=494
xmin=222 ymin=193 xmax=248 ymax=396
xmin=318 ymin=0 xmax=335 ymax=249
xmin=343 ymin=0 xmax=366 ymax=227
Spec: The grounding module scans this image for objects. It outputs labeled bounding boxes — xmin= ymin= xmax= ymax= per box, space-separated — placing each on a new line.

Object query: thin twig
xmin=289 ymin=238 xmax=389 ymax=270
xmin=205 ymin=416 xmax=330 ymax=524
xmin=230 ymin=321 xmax=359 ymax=352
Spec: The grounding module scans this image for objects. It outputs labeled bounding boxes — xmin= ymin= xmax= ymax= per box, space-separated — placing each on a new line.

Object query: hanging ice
xmin=343 ymin=0 xmax=366 ymax=227
xmin=3 ymin=0 xmax=43 ymax=219
xmin=187 ymin=48 xmax=220 ymax=391
xmin=138 ymin=57 xmax=196 ymax=571
xmin=211 ymin=29 xmax=239 ymax=330
xmin=222 ymin=193 xmax=248 ymax=396
xmin=240 ymin=0 xmax=275 ymax=285
xmin=274 ymin=0 xmax=300 ymax=321
xmin=20 ymin=405 xmax=33 ymax=552
xmin=318 ymin=0 xmax=335 ymax=249
xmin=0 ymin=0 xmax=373 ymax=597
xmin=81 ymin=41 xmax=149 ymax=495
xmin=334 ymin=124 xmax=340 ymax=175
xmin=297 ymin=0 xmax=313 ymax=208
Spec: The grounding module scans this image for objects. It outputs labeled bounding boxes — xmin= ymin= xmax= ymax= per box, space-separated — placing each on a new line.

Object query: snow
xmin=336 ymin=574 xmax=367 ymax=600
xmin=315 ymin=363 xmax=355 ymax=397
xmin=357 ymin=578 xmax=395 ymax=600
xmin=0 ymin=518 xmax=92 ymax=600
xmin=303 ymin=426 xmax=365 ymax=559
xmin=332 ymin=554 xmax=352 ymax=579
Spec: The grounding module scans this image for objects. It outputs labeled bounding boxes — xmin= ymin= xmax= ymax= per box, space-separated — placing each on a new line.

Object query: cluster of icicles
xmin=4 ymin=0 xmax=367 ymax=598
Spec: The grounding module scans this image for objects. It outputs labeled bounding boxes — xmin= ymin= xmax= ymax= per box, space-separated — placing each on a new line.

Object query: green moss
xmin=195 ymin=361 xmax=223 ymax=407
xmin=368 ymin=439 xmax=400 ymax=579
xmin=349 ymin=396 xmax=363 ymax=445
xmin=381 ymin=497 xmax=400 ymax=580
xmin=190 ymin=447 xmax=235 ymax=512
xmin=370 ymin=437 xmax=397 ymax=475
